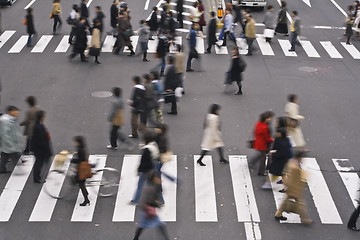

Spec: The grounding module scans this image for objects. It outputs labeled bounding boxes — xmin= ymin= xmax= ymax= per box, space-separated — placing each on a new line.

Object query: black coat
xmin=230 ymin=56 xmax=244 ymax=83
xmin=207 ymin=18 xmax=217 ymax=45
xmin=31 ymin=122 xmax=52 ymax=158
xmin=110 ymin=4 xmax=118 ymax=28
xmin=80 ymin=2 xmax=89 ymax=18
xmin=73 ymin=24 xmax=88 ymax=52
xmin=131 ymin=85 xmax=145 ymax=113
xmin=26 ymin=13 xmax=36 ymax=35
xmin=94 ymin=11 xmax=105 ymax=32
xmin=149 ymin=11 xmax=159 ymax=31
xmin=269 ymin=137 xmax=293 ymax=176
xmin=164 ymin=65 xmax=180 ymax=90
xmin=156 ymin=37 xmax=169 ymax=58
xmin=138 ymin=148 xmax=154 ymax=173
xmin=176 ymin=0 xmax=184 ymax=13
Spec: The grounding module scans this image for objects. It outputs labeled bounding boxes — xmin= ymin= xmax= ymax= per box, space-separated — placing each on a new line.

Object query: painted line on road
xmin=244 ymin=222 xmax=262 ymax=240
xmin=145 ymin=0 xmax=150 ymax=10
xmin=0 ymin=30 xmax=16 ymax=49
xmin=196 ymin=37 xmax=205 ymax=54
xmin=102 ymin=35 xmax=116 ymax=52
xmin=341 ymin=42 xmax=360 ymax=59
xmin=31 ymin=35 xmax=53 ymax=53
xmin=237 ymin=38 xmax=249 ymax=55
xmin=124 ymin=36 xmax=139 ymax=53
xmin=147 ymin=36 xmax=159 ymax=53
xmin=300 ymin=40 xmax=320 ymax=58
xmin=8 ymin=35 xmax=28 ymax=53
xmin=278 ymin=39 xmax=297 ymax=57
xmin=256 ymin=34 xmax=275 ymax=56
xmin=169 ymin=36 xmax=182 ymax=53
xmin=329 ymin=0 xmax=347 ymax=16
xmin=215 ymin=34 xmax=229 ymax=55
xmin=86 ymin=0 xmax=93 ymax=8
xmin=24 ymin=0 xmax=36 ymax=9
xmin=320 ymin=41 xmax=343 ymax=59
xmin=194 ymin=155 xmax=218 ymax=222
xmin=54 ymin=35 xmax=70 ymax=53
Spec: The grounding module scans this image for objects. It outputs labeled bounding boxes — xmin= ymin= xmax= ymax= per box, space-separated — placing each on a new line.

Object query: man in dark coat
xmin=176 ymin=0 xmax=184 ymax=28
xmin=113 ymin=11 xmax=135 ymax=56
xmin=94 ymin=6 xmax=105 ymax=33
xmin=149 ymin=7 xmax=159 ymax=40
xmin=80 ymin=0 xmax=89 ymax=26
xmin=31 ymin=111 xmax=52 ymax=183
xmin=164 ymin=56 xmax=180 ymax=115
xmin=25 ymin=8 xmax=36 ymax=47
xmin=110 ymin=0 xmax=119 ymax=36
xmin=69 ymin=18 xmax=88 ymax=62
xmin=128 ymin=76 xmax=145 ymax=139
xmin=205 ymin=11 xmax=217 ymax=54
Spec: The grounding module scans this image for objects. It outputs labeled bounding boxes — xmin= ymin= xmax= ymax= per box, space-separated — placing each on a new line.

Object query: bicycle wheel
xmin=44 ymin=170 xmax=75 ymax=199
xmin=96 ymin=167 xmax=120 ymax=197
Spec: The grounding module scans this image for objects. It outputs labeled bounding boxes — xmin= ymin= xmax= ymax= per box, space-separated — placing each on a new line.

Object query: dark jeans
xmin=167 ymin=95 xmax=177 ymax=113
xmin=186 ymin=47 xmax=199 ymax=70
xmin=110 ymin=125 xmax=127 ymax=147
xmin=177 ymin=12 xmax=183 ymax=28
xmin=0 ymin=152 xmax=21 ymax=172
xmin=222 ymin=31 xmax=236 ymax=46
xmin=24 ymin=136 xmax=32 ymax=153
xmin=27 ymin=34 xmax=32 ymax=46
xmin=79 ymin=180 xmax=88 ymax=199
xmin=290 ymin=31 xmax=298 ymax=51
xmin=33 ymin=155 xmax=48 ymax=182
xmin=348 ymin=205 xmax=360 ymax=228
xmin=53 ymin=15 xmax=62 ymax=34
xmin=246 ymin=38 xmax=255 ymax=54
xmin=249 ymin=150 xmax=267 ymax=175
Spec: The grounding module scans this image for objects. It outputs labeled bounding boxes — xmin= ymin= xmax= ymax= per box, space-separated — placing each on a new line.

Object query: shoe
xmin=34 ymin=180 xmax=46 ymax=183
xmin=81 ymin=59 xmax=89 ymax=62
xmin=277 ymin=179 xmax=283 ymax=184
xmin=261 ymin=182 xmax=272 ymax=189
xmin=95 ymin=60 xmax=101 ymax=64
xmin=279 ymin=188 xmax=286 ymax=193
xmin=107 ymin=145 xmax=118 ymax=150
xmin=186 ymin=69 xmax=194 ymax=72
xmin=197 ymin=159 xmax=206 ymax=166
xmin=143 ymin=59 xmax=150 ymax=62
xmin=235 ymin=91 xmax=242 ymax=95
xmin=220 ymin=159 xmax=228 ymax=164
xmin=348 ymin=226 xmax=360 ymax=231
xmin=128 ymin=51 xmax=135 ymax=56
xmin=275 ymin=216 xmax=287 ymax=221
xmin=167 ymin=111 xmax=177 ymax=115
xmin=129 ymin=200 xmax=138 ymax=205
xmin=0 ymin=170 xmax=11 ymax=174
xmin=128 ymin=134 xmax=138 ymax=139
xmin=80 ymin=199 xmax=90 ymax=206
xmin=205 ymin=50 xmax=211 ymax=54
xmin=288 ymin=49 xmax=295 ymax=52
xmin=245 ymin=53 xmax=252 ymax=56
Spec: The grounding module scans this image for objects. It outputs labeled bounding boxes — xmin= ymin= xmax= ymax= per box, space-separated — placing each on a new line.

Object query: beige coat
xmin=283 ymin=158 xmax=307 ymax=200
xmin=174 ymin=52 xmax=185 ymax=74
xmin=245 ymin=18 xmax=256 ymax=39
xmin=285 ymin=102 xmax=305 ymax=147
xmin=201 ymin=114 xmax=224 ymax=151
xmin=91 ymin=28 xmax=101 ymax=49
xmin=20 ymin=105 xmax=39 ymax=136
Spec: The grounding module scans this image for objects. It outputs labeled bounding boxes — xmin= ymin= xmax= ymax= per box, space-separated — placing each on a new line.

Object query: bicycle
xmin=44 ymin=151 xmax=120 ymax=199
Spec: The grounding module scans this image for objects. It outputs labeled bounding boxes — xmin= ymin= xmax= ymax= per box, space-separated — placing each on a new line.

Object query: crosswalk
xmin=2 ymin=30 xmax=360 ymax=60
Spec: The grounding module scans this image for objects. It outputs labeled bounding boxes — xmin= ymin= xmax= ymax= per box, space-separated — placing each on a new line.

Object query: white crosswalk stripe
xmin=124 ymin=36 xmax=139 ymax=53
xmin=341 ymin=42 xmax=360 ymax=59
xmin=0 ymin=30 xmax=16 ymax=49
xmin=300 ymin=40 xmax=321 ymax=58
xmin=278 ymin=39 xmax=297 ymax=57
xmin=102 ymin=36 xmax=116 ymax=53
xmin=31 ymin=35 xmax=53 ymax=53
xmin=321 ymin=41 xmax=343 ymax=59
xmin=54 ymin=36 xmax=70 ymax=53
xmin=256 ymin=34 xmax=274 ymax=56
xmin=8 ymin=35 xmax=28 ymax=53
xmin=195 ymin=37 xmax=205 ymax=54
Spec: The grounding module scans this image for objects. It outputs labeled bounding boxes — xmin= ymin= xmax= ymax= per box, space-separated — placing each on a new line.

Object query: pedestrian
xmin=20 ymin=96 xmax=39 ymax=155
xmin=160 ymin=5 xmax=169 ymax=31
xmin=249 ymin=111 xmax=274 ymax=176
xmin=196 ymin=104 xmax=228 ymax=166
xmin=130 ymin=131 xmax=159 ymax=205
xmin=164 ymin=56 xmax=180 ymax=115
xmin=69 ymin=17 xmax=88 ymax=62
xmin=288 ymin=11 xmax=301 ymax=52
xmin=205 ymin=11 xmax=217 ymax=54
xmin=263 ymin=5 xmax=276 ymax=43
xmin=245 ymin=14 xmax=256 ymax=56
xmin=52 ymin=0 xmax=62 ymax=35
xmin=141 ymin=74 xmax=158 ymax=127
xmin=233 ymin=1 xmax=244 ymax=32
xmin=31 ymin=111 xmax=52 ymax=183
xmin=275 ymin=1 xmax=288 ymax=36
xmin=189 ymin=1 xmax=201 ymax=24
xmin=150 ymin=71 xmax=164 ymax=124
xmin=109 ymin=0 xmax=119 ymax=36
xmin=80 ymin=0 xmax=89 ymax=27
xmin=274 ymin=151 xmax=312 ymax=225
xmin=176 ymin=0 xmax=184 ymax=28
xmin=155 ymin=29 xmax=169 ymax=76
xmin=149 ymin=7 xmax=159 ymax=40
xmin=71 ymin=136 xmax=91 ymax=206
xmin=68 ymin=4 xmax=80 ymax=45
xmin=198 ymin=0 xmax=206 ymax=32
xmin=186 ymin=23 xmax=200 ymax=72
xmin=284 ymin=94 xmax=306 ymax=150
xmin=90 ymin=19 xmax=102 ymax=64
xmin=128 ymin=76 xmax=145 ymax=139
xmin=138 ymin=20 xmax=150 ymax=62
xmin=174 ymin=44 xmax=185 ymax=91
xmin=220 ymin=8 xmax=236 ymax=47
xmin=225 ymin=47 xmax=246 ymax=95
xmin=348 ymin=199 xmax=360 ymax=231
xmin=345 ymin=6 xmax=355 ymax=45
xmin=24 ymin=8 xmax=36 ymax=47
xmin=113 ymin=10 xmax=135 ymax=56
xmin=353 ymin=10 xmax=360 ymax=38
xmin=0 ymin=106 xmax=22 ymax=174
xmin=93 ymin=6 xmax=105 ymax=34
xmin=132 ymin=171 xmax=170 ymax=240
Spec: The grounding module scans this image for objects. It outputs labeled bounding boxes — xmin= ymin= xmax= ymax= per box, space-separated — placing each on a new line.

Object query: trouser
xmin=197 ymin=148 xmax=225 ymax=161
xmin=110 ymin=125 xmax=127 ymax=147
xmin=186 ymin=47 xmax=199 ymax=70
xmin=348 ymin=205 xmax=360 ymax=228
xmin=249 ymin=150 xmax=267 ymax=175
xmin=27 ymin=34 xmax=32 ymax=46
xmin=0 ymin=152 xmax=20 ymax=172
xmin=70 ymin=50 xmax=86 ymax=61
xmin=131 ymin=110 xmax=140 ymax=138
xmin=178 ymin=12 xmax=183 ymax=28
xmin=290 ymin=31 xmax=298 ymax=50
xmin=222 ymin=31 xmax=236 ymax=46
xmin=149 ymin=30 xmax=157 ymax=38
xmin=79 ymin=180 xmax=88 ymax=199
xmin=53 ymin=15 xmax=62 ymax=33
xmin=246 ymin=38 xmax=254 ymax=54
xmin=133 ymin=225 xmax=169 ymax=240
xmin=160 ymin=57 xmax=166 ymax=74
xmin=176 ymin=73 xmax=184 ymax=89
xmin=131 ymin=172 xmax=148 ymax=203
xmin=275 ymin=197 xmax=310 ymax=223
xmin=24 ymin=136 xmax=32 ymax=153
xmin=33 ymin=155 xmax=48 ymax=182
xmin=168 ymin=96 xmax=177 ymax=113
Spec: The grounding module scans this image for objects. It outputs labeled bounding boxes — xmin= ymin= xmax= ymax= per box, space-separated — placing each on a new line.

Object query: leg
xmin=186 ymin=52 xmax=193 ymax=70
xmin=290 ymin=32 xmax=296 ymax=50
xmin=79 ymin=180 xmax=90 ymax=205
xmin=131 ymin=110 xmax=139 ymax=138
xmin=33 ymin=156 xmax=44 ymax=182
xmin=197 ymin=150 xmax=208 ymax=162
xmin=222 ymin=32 xmax=227 ymax=46
xmin=110 ymin=125 xmax=119 ymax=147
xmin=131 ymin=172 xmax=147 ymax=203
xmin=217 ymin=147 xmax=227 ymax=163
xmin=170 ymin=96 xmax=177 ymax=113
xmin=178 ymin=13 xmax=183 ymax=28
xmin=24 ymin=137 xmax=31 ymax=154
xmin=297 ymin=200 xmax=311 ymax=224
xmin=0 ymin=152 xmax=10 ymax=172
xmin=257 ymin=150 xmax=267 ymax=175
xmin=160 ymin=57 xmax=166 ymax=75
xmin=158 ymin=224 xmax=170 ymax=240
xmin=133 ymin=227 xmax=144 ymax=240
xmin=348 ymin=205 xmax=360 ymax=228
xmin=27 ymin=34 xmax=32 ymax=46
xmin=275 ymin=196 xmax=289 ymax=218
xmin=236 ymin=80 xmax=242 ymax=94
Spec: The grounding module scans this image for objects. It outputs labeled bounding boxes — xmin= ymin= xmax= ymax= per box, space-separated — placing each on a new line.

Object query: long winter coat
xmin=31 ymin=121 xmax=53 ymax=158
xmin=26 ymin=13 xmax=36 ymax=35
xmin=73 ymin=24 xmax=88 ymax=52
xmin=117 ymin=16 xmax=132 ymax=47
xmin=284 ymin=102 xmax=305 ymax=147
xmin=253 ymin=121 xmax=273 ymax=151
xmin=0 ymin=114 xmax=22 ymax=153
xmin=269 ymin=137 xmax=292 ymax=176
xmin=207 ymin=18 xmax=217 ymax=45
xmin=230 ymin=56 xmax=244 ymax=83
xmin=201 ymin=114 xmax=224 ymax=151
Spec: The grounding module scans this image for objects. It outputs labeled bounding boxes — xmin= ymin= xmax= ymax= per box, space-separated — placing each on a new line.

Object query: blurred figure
xmin=275 ymin=151 xmax=312 ymax=225
xmin=31 ymin=111 xmax=52 ymax=183
xmin=149 ymin=7 xmax=159 ymax=40
xmin=205 ymin=11 xmax=217 ymax=54
xmin=345 ymin=6 xmax=355 ymax=45
xmin=80 ymin=0 xmax=89 ymax=27
xmin=93 ymin=6 xmax=105 ymax=34
xmin=176 ymin=0 xmax=184 ymax=28
xmin=141 ymin=74 xmax=158 ymax=127
xmin=90 ymin=19 xmax=102 ymax=64
xmin=20 ymin=96 xmax=39 ymax=155
xmin=348 ymin=198 xmax=360 ymax=231
xmin=186 ymin=23 xmax=200 ymax=72
xmin=113 ymin=10 xmax=135 ymax=56
xmin=275 ymin=1 xmax=288 ymax=36
xmin=52 ymin=0 xmax=62 ymax=35
xmin=174 ymin=44 xmax=185 ymax=91
xmin=225 ymin=47 xmax=246 ymax=95
xmin=150 ymin=71 xmax=164 ymax=124
xmin=164 ymin=56 xmax=180 ymax=115
xmin=155 ymin=29 xmax=169 ymax=76
xmin=288 ymin=11 xmax=301 ymax=52
xmin=25 ymin=8 xmax=36 ymax=47
xmin=196 ymin=104 xmax=228 ymax=166
xmin=132 ymin=171 xmax=170 ymax=240
xmin=128 ymin=76 xmax=145 ymax=139
xmin=245 ymin=14 xmax=255 ymax=56
xmin=233 ymin=1 xmax=244 ymax=32
xmin=0 ymin=106 xmax=22 ymax=174
xmin=138 ymin=20 xmax=150 ymax=62
xmin=198 ymin=0 xmax=206 ymax=32
xmin=220 ymin=8 xmax=236 ymax=47
xmin=69 ymin=18 xmax=88 ymax=62
xmin=109 ymin=0 xmax=119 ymax=36
xmin=263 ymin=5 xmax=276 ymax=43
xmin=68 ymin=4 xmax=80 ymax=45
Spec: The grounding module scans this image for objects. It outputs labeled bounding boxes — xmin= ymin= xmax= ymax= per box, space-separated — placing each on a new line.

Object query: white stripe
xmin=194 ymin=155 xmax=217 ymax=222
xmin=237 ymin=38 xmax=249 ymax=55
xmin=329 ymin=0 xmax=347 ymax=16
xmin=278 ymin=39 xmax=297 ymax=57
xmin=147 ymin=0 xmax=165 ymax=21
xmin=299 ymin=40 xmax=320 ymax=58
xmin=112 ymin=155 xmax=140 ymax=222
xmin=144 ymin=0 xmax=151 ymax=10
xmin=8 ymin=36 xmax=28 ymax=53
xmin=229 ymin=156 xmax=260 ymax=222
xmin=0 ymin=155 xmax=34 ymax=222
xmin=54 ymin=36 xmax=70 ymax=53
xmin=102 ymin=36 xmax=116 ymax=52
xmin=320 ymin=41 xmax=343 ymax=59
xmin=332 ymin=159 xmax=360 ymax=208
xmin=71 ymin=155 xmax=107 ymax=222
xmin=341 ymin=42 xmax=360 ymax=59
xmin=244 ymin=222 xmax=262 ymax=240
xmin=157 ymin=156 xmax=177 ymax=221
xmin=255 ymin=34 xmax=274 ymax=56
xmin=24 ymin=0 xmax=36 ymax=9
xmin=86 ymin=0 xmax=93 ymax=8
xmin=31 ymin=35 xmax=53 ymax=53
xmin=147 ymin=36 xmax=158 ymax=53
xmin=195 ymin=37 xmax=205 ymax=54
xmin=169 ymin=36 xmax=182 ymax=53
xmin=0 ymin=30 xmax=16 ymax=49
xmin=176 ymin=28 xmax=190 ymax=33
xmin=214 ymin=34 xmax=228 ymax=55
xmin=29 ymin=155 xmax=72 ymax=222
xmin=302 ymin=158 xmax=343 ymax=224
xmin=169 ymin=2 xmax=193 ymax=8
xmin=124 ymin=36 xmax=139 ymax=53
xmin=183 ymin=20 xmax=193 ymax=26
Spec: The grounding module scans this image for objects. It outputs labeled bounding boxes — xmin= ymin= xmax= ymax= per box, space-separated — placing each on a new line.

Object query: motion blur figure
xmin=20 ymin=96 xmax=39 ymax=155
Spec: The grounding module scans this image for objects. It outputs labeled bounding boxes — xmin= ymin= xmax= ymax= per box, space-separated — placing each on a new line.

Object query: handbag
xmin=160 ymin=151 xmax=173 ymax=163
xmin=144 ymin=204 xmax=157 ymax=219
xmin=49 ymin=13 xmax=54 ymax=19
xmin=89 ymin=47 xmax=100 ymax=56
xmin=264 ymin=28 xmax=275 ymax=38
xmin=22 ymin=18 xmax=28 ymax=25
xmin=78 ymin=161 xmax=93 ymax=180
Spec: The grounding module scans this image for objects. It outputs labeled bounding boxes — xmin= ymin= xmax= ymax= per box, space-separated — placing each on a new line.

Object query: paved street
xmin=0 ymin=0 xmax=360 ymax=239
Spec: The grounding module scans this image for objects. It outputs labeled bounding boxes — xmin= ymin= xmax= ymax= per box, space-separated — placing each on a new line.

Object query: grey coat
xmin=0 ymin=114 xmax=22 ymax=153
xmin=264 ymin=11 xmax=276 ymax=29
xmin=20 ymin=105 xmax=39 ymax=136
xmin=292 ymin=16 xmax=301 ymax=35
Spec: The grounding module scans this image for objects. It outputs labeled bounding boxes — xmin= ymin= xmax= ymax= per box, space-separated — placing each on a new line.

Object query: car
xmin=232 ymin=0 xmax=266 ymax=10
xmin=0 ymin=0 xmax=16 ymax=6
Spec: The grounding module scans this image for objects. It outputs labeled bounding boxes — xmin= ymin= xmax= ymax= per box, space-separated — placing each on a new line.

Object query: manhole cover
xmin=91 ymin=91 xmax=113 ymax=98
xmin=299 ymin=66 xmax=318 ymax=73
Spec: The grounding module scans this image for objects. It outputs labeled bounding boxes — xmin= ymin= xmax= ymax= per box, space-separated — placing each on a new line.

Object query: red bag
xmin=144 ymin=204 xmax=156 ymax=219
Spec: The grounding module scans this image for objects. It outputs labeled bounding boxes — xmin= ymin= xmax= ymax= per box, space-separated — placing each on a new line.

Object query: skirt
xmin=275 ymin=23 xmax=288 ymax=34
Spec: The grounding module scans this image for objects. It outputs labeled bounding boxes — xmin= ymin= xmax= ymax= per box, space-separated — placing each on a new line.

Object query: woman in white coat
xmin=196 ymin=104 xmax=228 ymax=166
xmin=284 ymin=94 xmax=306 ymax=149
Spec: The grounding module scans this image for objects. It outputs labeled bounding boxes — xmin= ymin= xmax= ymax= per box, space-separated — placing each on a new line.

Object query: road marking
xmin=0 ymin=156 xmax=34 ymax=222
xmin=196 ymin=37 xmax=205 ymax=54
xmin=147 ymin=0 xmax=165 ymax=21
xmin=8 ymin=36 xmax=28 ymax=53
xmin=278 ymin=39 xmax=297 ymax=57
xmin=71 ymin=155 xmax=107 ymax=222
xmin=29 ymin=155 xmax=72 ymax=222
xmin=55 ymin=35 xmax=70 ymax=53
xmin=112 ymin=155 xmax=140 ymax=222
xmin=31 ymin=35 xmax=53 ymax=53
xmin=302 ymin=0 xmax=311 ymax=7
xmin=329 ymin=0 xmax=347 ymax=16
xmin=255 ymin=34 xmax=274 ymax=56
xmin=215 ymin=34 xmax=228 ymax=54
xmin=24 ymin=0 xmax=36 ymax=9
xmin=157 ymin=156 xmax=177 ymax=221
xmin=124 ymin=36 xmax=139 ymax=53
xmin=302 ymin=158 xmax=343 ymax=224
xmin=229 ymin=156 xmax=260 ymax=222
xmin=341 ymin=42 xmax=360 ymax=59
xmin=320 ymin=41 xmax=343 ymax=59
xmin=244 ymin=222 xmax=262 ymax=240
xmin=332 ymin=159 xmax=360 ymax=208
xmin=194 ymin=155 xmax=217 ymax=222
xmin=299 ymin=40 xmax=320 ymax=58
xmin=102 ymin=36 xmax=116 ymax=52
xmin=0 ymin=30 xmax=16 ymax=49
xmin=86 ymin=0 xmax=93 ymax=8
xmin=169 ymin=2 xmax=193 ymax=8
xmin=236 ymin=38 xmax=249 ymax=55
xmin=145 ymin=0 xmax=151 ymax=10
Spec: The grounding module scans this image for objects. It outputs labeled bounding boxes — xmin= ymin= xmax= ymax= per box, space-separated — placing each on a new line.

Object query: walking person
xmin=0 ymin=106 xmax=22 ymax=174
xmin=130 ymin=131 xmax=159 ymax=205
xmin=113 ymin=10 xmax=135 ymax=56
xmin=245 ymin=14 xmax=256 ymax=56
xmin=69 ymin=18 xmax=89 ymax=62
xmin=186 ymin=23 xmax=200 ymax=72
xmin=109 ymin=0 xmax=119 ymax=36
xmin=138 ymin=20 xmax=150 ymax=62
xmin=263 ymin=5 xmax=276 ymax=43
xmin=80 ymin=0 xmax=89 ymax=27
xmin=68 ymin=4 xmax=80 ymax=45
xmin=128 ymin=76 xmax=145 ymax=139
xmin=275 ymin=1 xmax=288 ymax=36
xmin=156 ymin=29 xmax=169 ymax=76
xmin=141 ymin=74 xmax=158 ymax=127
xmin=52 ymin=0 xmax=62 ymax=35
xmin=90 ymin=19 xmax=102 ymax=64
xmin=93 ymin=6 xmax=105 ymax=34
xmin=31 ymin=111 xmax=52 ymax=183
xmin=174 ymin=44 xmax=185 ymax=91
xmin=149 ymin=7 xmax=159 ymax=40
xmin=225 ymin=47 xmax=246 ymax=95
xmin=132 ymin=171 xmax=170 ymax=240
xmin=205 ymin=11 xmax=217 ymax=54
xmin=288 ymin=11 xmax=301 ymax=52
xmin=20 ymin=96 xmax=39 ymax=155
xmin=345 ymin=6 xmax=355 ymax=45
xmin=176 ymin=0 xmax=184 ymax=28
xmin=348 ymin=199 xmax=360 ymax=231
xmin=198 ymin=0 xmax=206 ymax=32
xmin=164 ymin=56 xmax=180 ymax=115
xmin=220 ymin=8 xmax=236 ymax=47
xmin=24 ymin=8 xmax=36 ymax=47
xmin=233 ymin=1 xmax=244 ymax=32
xmin=150 ymin=71 xmax=164 ymax=124
xmin=196 ymin=104 xmax=228 ymax=166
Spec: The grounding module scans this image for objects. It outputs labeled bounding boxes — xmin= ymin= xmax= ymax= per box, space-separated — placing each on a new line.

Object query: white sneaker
xmin=261 ymin=181 xmax=272 ymax=190
xmin=106 ymin=145 xmax=118 ymax=150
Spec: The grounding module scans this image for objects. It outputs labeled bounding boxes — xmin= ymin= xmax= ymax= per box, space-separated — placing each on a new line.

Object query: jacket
xmin=138 ymin=25 xmax=150 ymax=43
xmin=164 ymin=65 xmax=180 ymax=90
xmin=31 ymin=122 xmax=53 ymax=158
xmin=52 ymin=3 xmax=61 ymax=15
xmin=20 ymin=105 xmax=39 ymax=136
xmin=207 ymin=18 xmax=217 ymax=45
xmin=264 ymin=11 xmax=276 ymax=29
xmin=290 ymin=16 xmax=301 ymax=35
xmin=73 ymin=23 xmax=88 ymax=51
xmin=176 ymin=0 xmax=184 ymax=13
xmin=174 ymin=52 xmax=185 ymax=74
xmin=80 ymin=2 xmax=89 ymax=18
xmin=0 ymin=114 xmax=22 ymax=153
xmin=283 ymin=158 xmax=307 ymax=199
xmin=245 ymin=18 xmax=256 ymax=38
xmin=230 ymin=56 xmax=244 ymax=83
xmin=90 ymin=27 xmax=101 ymax=48
xmin=110 ymin=4 xmax=118 ymax=27
xmin=149 ymin=11 xmax=159 ymax=31
xmin=198 ymin=3 xmax=206 ymax=26
xmin=201 ymin=114 xmax=224 ymax=150
xmin=108 ymin=97 xmax=124 ymax=126
xmin=138 ymin=142 xmax=159 ymax=173
xmin=130 ymin=85 xmax=145 ymax=113
xmin=253 ymin=121 xmax=273 ymax=151
xmin=26 ymin=13 xmax=36 ymax=35
xmin=278 ymin=8 xmax=287 ymax=24
xmin=269 ymin=137 xmax=292 ymax=176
